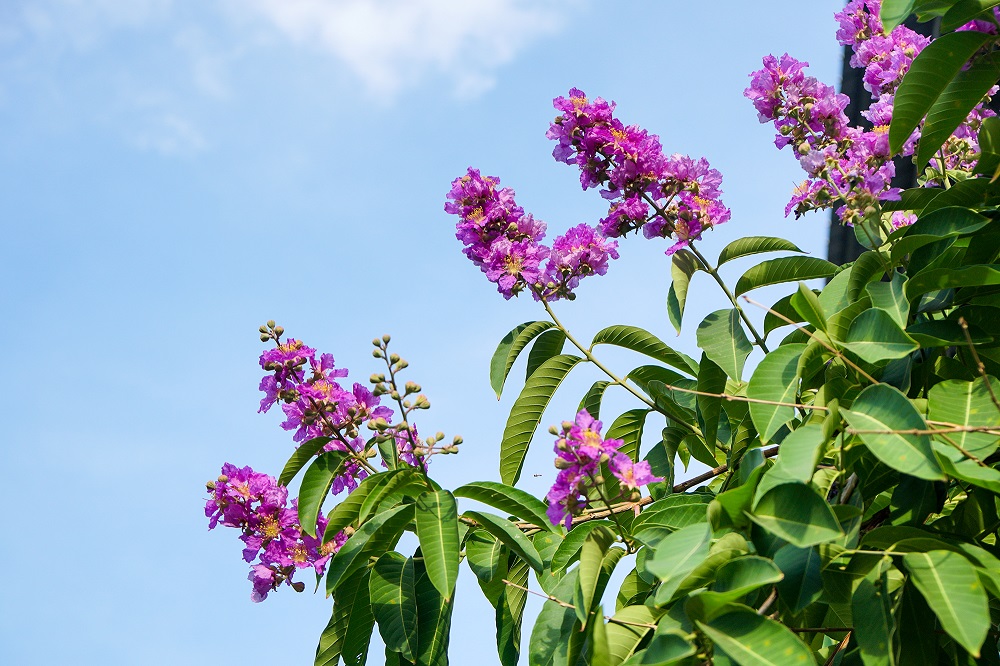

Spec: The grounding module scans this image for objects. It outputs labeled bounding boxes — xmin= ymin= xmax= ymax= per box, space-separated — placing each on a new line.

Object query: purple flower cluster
xmin=547 ymin=89 xmax=731 ymax=256
xmin=258 ymin=336 xmax=399 ymax=494
xmin=445 ymin=168 xmax=619 ymax=301
xmin=205 ymin=463 xmax=347 ymax=602
xmin=545 ymin=410 xmax=661 ymax=529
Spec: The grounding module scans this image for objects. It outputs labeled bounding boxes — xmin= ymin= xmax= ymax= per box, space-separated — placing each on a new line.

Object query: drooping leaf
xmin=579 ymin=380 xmax=611 ymax=420
xmin=326 ymin=504 xmax=415 ymax=595
xmin=414 ymin=557 xmax=453 ymax=666
xmin=528 ymin=569 xmax=583 ymax=666
xmin=298 ymin=450 xmax=351 ymax=537
xmin=843 ymin=384 xmax=944 ymax=481
xmin=697 ymin=354 xmax=727 ymax=448
xmin=279 ymin=436 xmax=332 ymax=487
xmin=605 ymin=408 xmax=651 ymax=463
xmin=315 ymin=570 xmax=374 ymax=666
xmin=890 ymin=30 xmax=994 ymax=155
xmin=490 ymin=321 xmax=556 ymax=399
xmin=941 ymin=0 xmax=1000 ymax=31
xmin=591 ymin=325 xmax=699 ymax=376
xmin=573 ymin=526 xmax=615 ymax=628
xmin=550 ymin=521 xmax=615 ymax=573
xmin=881 ymin=0 xmax=918 ymax=30
xmin=927 ymin=376 xmax=1000 ymax=459
xmin=774 ymin=545 xmax=823 ymax=614
xmin=844 ymin=308 xmax=919 ymax=364
xmin=904 ymin=550 xmax=990 ymax=657
xmin=867 ymin=272 xmax=910 ymax=329
xmin=763 ymin=291 xmax=804 ymax=337
xmin=734 ymin=256 xmax=839 ymax=297
xmin=697 ymin=308 xmax=752 ymax=382
xmin=904 ymin=264 xmax=1000 ymax=300
xmin=776 ymin=424 xmax=826 ymax=483
xmin=496 ymin=555 xmax=529 ymax=666
xmin=369 ymin=553 xmax=419 ymax=661
xmin=646 ymin=523 xmax=713 ymax=604
xmin=717 ymin=236 xmax=804 ymax=266
xmin=464 ymin=510 xmax=544 ymax=573
xmin=454 ymin=481 xmax=554 ymax=531
xmin=749 ymin=483 xmax=843 ymax=548
xmin=791 ymin=282 xmax=827 ymax=332
xmin=499 ymin=354 xmax=585 ymax=485
xmin=747 ymin=343 xmax=805 ymax=442
xmin=589 ymin=612 xmax=612 ymax=666
xmin=668 ymin=249 xmax=699 ymax=334
xmin=465 ymin=530 xmax=503 ymax=585
xmin=852 ymin=574 xmax=895 ymax=666
xmin=526 ymin=329 xmax=567 ymax=380
xmin=975 ymin=115 xmax=1000 ymax=177
xmin=415 ymin=491 xmax=460 ymax=600
xmin=605 ymin=605 xmax=665 ymax=664
xmin=698 ymin=607 xmax=814 ymax=666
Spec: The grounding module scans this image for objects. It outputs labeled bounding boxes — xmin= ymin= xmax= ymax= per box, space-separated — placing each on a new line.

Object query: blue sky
xmin=1 ymin=1 xmax=845 ymax=663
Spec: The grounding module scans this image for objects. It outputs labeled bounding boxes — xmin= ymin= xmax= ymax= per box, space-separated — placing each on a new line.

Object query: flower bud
xmin=555 ymin=457 xmax=575 ymax=469
xmin=259 ymin=325 xmax=269 ymax=334
xmin=372 ymin=338 xmax=382 ymax=347
xmin=548 ymin=425 xmax=559 ymax=436
xmin=395 ymin=360 xmax=409 ymax=370
xmin=389 ymin=353 xmax=400 ymax=364
xmin=452 ymin=436 xmax=463 ymax=445
xmin=373 ymin=349 xmax=383 ymax=358
xmin=599 ymin=453 xmax=610 ymax=464
xmin=274 ymin=326 xmax=284 ymax=337
xmin=435 ymin=431 xmax=444 ymax=441
xmin=369 ymin=373 xmax=381 ymax=384
xmin=218 ymin=475 xmax=229 ymax=483
xmin=390 ymin=391 xmax=400 ymax=401
xmin=382 ymin=334 xmax=391 ymax=344
xmin=267 ymin=320 xmax=276 ymax=328
xmin=291 ymin=581 xmax=305 ymax=593
xmin=594 ymin=475 xmax=605 ymax=485
xmin=343 ymin=526 xmax=355 ymax=538
xmin=206 ymin=480 xmax=216 ymax=491
xmin=260 ymin=334 xmax=270 ymax=342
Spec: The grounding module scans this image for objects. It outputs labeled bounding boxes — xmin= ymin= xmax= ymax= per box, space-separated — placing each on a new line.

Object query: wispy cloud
xmin=238 ymin=0 xmax=574 ymax=100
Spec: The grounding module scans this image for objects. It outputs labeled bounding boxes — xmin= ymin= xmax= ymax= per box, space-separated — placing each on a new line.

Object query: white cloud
xmin=238 ymin=0 xmax=574 ymax=99
xmin=132 ymin=113 xmax=207 ymax=155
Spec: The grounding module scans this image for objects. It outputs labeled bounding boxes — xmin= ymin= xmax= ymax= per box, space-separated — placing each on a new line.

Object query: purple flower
xmin=483 ymin=237 xmax=549 ymax=300
xmin=834 ymin=0 xmax=883 ymax=49
xmin=609 ymin=453 xmax=662 ymax=491
xmin=540 ymin=224 xmax=619 ymax=300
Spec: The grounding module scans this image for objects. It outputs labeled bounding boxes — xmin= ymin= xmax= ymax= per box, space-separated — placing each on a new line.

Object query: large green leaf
xmin=790 ymin=282 xmax=827 ymax=332
xmin=668 ymin=249 xmax=699 ymax=334
xmin=881 ymin=0 xmax=918 ymax=30
xmin=464 ymin=510 xmax=544 ymax=572
xmin=734 ymin=256 xmax=838 ymax=297
xmin=605 ymin=409 xmax=651 ymax=464
xmin=927 ymin=377 xmax=1000 ymax=458
xmin=890 ymin=30 xmax=994 ymax=155
xmin=849 ymin=251 xmax=888 ymax=302
xmin=975 ymin=115 xmax=1000 ymax=177
xmin=454 ymin=481 xmax=554 ymax=531
xmin=499 ymin=354 xmax=585 ymax=485
xmin=867 ymin=272 xmax=909 ymax=329
xmin=591 ymin=325 xmax=699 ymax=376
xmin=605 ymin=605 xmax=665 ymax=664
xmin=497 ymin=555 xmax=529 ymax=666
xmin=697 ymin=354 xmax=727 ymax=448
xmin=708 ymin=556 xmax=783 ymax=601
xmin=775 ymin=424 xmax=826 ymax=483
xmin=490 ymin=321 xmax=556 ymax=399
xmin=904 ymin=550 xmax=990 ymax=657
xmin=843 ymin=384 xmax=944 ymax=480
xmin=747 ymin=343 xmax=805 ymax=442
xmin=853 ymin=575 xmax=895 ymax=666
xmin=357 ymin=468 xmax=426 ymax=525
xmin=749 ymin=483 xmax=843 ymax=548
xmin=529 ymin=570 xmax=583 ymax=666
xmin=890 ymin=207 xmax=991 ymax=264
xmin=574 ymin=526 xmax=615 ymax=628
xmin=415 ymin=491 xmax=460 ymax=601
xmin=465 ymin=530 xmax=503 ymax=585
xmin=315 ymin=571 xmax=374 ymax=666
xmin=325 ymin=504 xmax=415 ymax=594
xmin=550 ymin=521 xmax=615 ymax=573
xmin=579 ymin=380 xmax=611 ymax=420
xmin=698 ymin=607 xmax=814 ymax=666
xmin=279 ymin=436 xmax=332 ymax=486
xmin=646 ymin=523 xmax=713 ymax=604
xmin=414 ymin=557 xmax=453 ymax=666
xmin=763 ymin=292 xmax=804 ymax=336
xmin=917 ymin=55 xmax=1000 ymax=169
xmin=942 ymin=1 xmax=1000 ymax=34
xmin=299 ymin=450 xmax=351 ymax=537
xmin=773 ymin=545 xmax=823 ymax=614
xmin=697 ymin=308 xmax=752 ymax=382
xmin=717 ymin=236 xmax=804 ymax=266
xmin=526 ymin=329 xmax=567 ymax=380
xmin=844 ymin=308 xmax=919 ymax=364
xmin=369 ymin=553 xmax=418 ymax=661
xmin=324 ymin=470 xmax=403 ymax=543
xmin=904 ymin=264 xmax=1000 ymax=300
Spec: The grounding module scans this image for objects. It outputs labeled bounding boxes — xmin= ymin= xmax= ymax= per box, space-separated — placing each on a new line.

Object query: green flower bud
xmin=206 ymin=480 xmax=216 ymax=491
xmin=382 ymin=334 xmax=391 ymax=344
xmin=372 ymin=338 xmax=381 ymax=347
xmin=273 ymin=326 xmax=284 ymax=337
xmin=452 ymin=436 xmax=463 ymax=445
xmin=555 ymin=457 xmax=575 ymax=469
xmin=373 ymin=349 xmax=383 ymax=358
xmin=266 ymin=320 xmax=276 ymax=328
xmin=389 ymin=353 xmax=400 ymax=364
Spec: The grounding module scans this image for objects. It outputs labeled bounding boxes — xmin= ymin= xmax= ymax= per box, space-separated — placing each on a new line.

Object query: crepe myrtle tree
xmin=206 ymin=2 xmax=1000 ymax=663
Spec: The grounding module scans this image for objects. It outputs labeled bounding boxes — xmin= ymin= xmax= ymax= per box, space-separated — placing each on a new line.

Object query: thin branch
xmin=757 ymin=589 xmax=778 ymax=615
xmin=823 ymin=631 xmax=853 ymax=666
xmin=742 ymin=295 xmax=878 ymax=384
xmin=958 ymin=316 xmax=1000 ymax=415
xmin=500 ymin=579 xmax=657 ymax=629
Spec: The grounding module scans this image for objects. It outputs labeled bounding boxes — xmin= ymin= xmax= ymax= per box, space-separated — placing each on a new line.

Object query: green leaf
xmin=917 ymin=54 xmax=1000 ymax=169
xmin=890 ymin=207 xmax=991 ymax=265
xmin=324 ymin=471 xmax=401 ymax=543
xmin=490 ymin=321 xmax=555 ymax=399
xmin=747 ymin=343 xmax=805 ymax=442
xmin=589 ymin=613 xmax=612 ymax=666
xmin=668 ymin=249 xmax=699 ymax=334
xmin=844 ymin=308 xmax=919 ymax=364
xmin=904 ymin=550 xmax=990 ymax=657
xmin=298 ymin=450 xmax=351 ymax=537
xmin=853 ymin=575 xmax=895 ymax=666
xmin=749 ymin=483 xmax=843 ymax=548
xmin=454 ymin=481 xmax=554 ymax=531
xmin=937 ymin=455 xmax=1000 ymax=494
xmin=605 ymin=409 xmax=651 ymax=463
xmin=928 ymin=377 xmax=1000 ymax=458
xmin=621 ymin=626 xmax=696 ymax=665
xmin=605 ymin=605 xmax=665 ymax=664
xmin=890 ymin=30 xmax=994 ymax=155
xmin=415 ymin=491 xmax=460 ymax=601
xmin=326 ymin=504 xmax=415 ymax=595
xmin=646 ymin=523 xmax=713 ymax=603
xmin=496 ymin=555 xmax=529 ymax=666
xmin=920 ymin=176 xmax=1000 ymax=214
xmin=849 ymin=251 xmax=888 ymax=302
xmin=550 ymin=521 xmax=615 ymax=573
xmin=697 ymin=355 xmax=727 ymax=448
xmin=776 ymin=424 xmax=826 ymax=483
xmin=710 ymin=556 xmax=784 ymax=601
xmin=357 ymin=468 xmax=425 ymax=525
xmin=698 ymin=608 xmax=814 ymax=666
xmin=465 ymin=530 xmax=502 ymax=584
xmin=867 ymin=272 xmax=910 ymax=329
xmin=369 ymin=553 xmax=418 ymax=660
xmin=975 ymin=115 xmax=1000 ymax=177
xmin=734 ymin=256 xmax=838 ymax=296
xmin=279 ymin=436 xmax=332 ymax=487
xmin=882 ymin=0 xmax=918 ymax=30
xmin=774 ymin=545 xmax=823 ymax=614
xmin=464 ymin=510 xmax=544 ymax=573
xmin=315 ymin=571 xmax=374 ymax=666
xmin=717 ymin=236 xmax=804 ymax=266
xmin=414 ymin=557 xmax=453 ymax=666
xmin=526 ymin=329 xmax=567 ymax=380
xmin=942 ymin=1 xmax=1000 ymax=34
xmin=579 ymin=381 xmax=611 ymax=420
xmin=904 ymin=264 xmax=1000 ymax=300
xmin=697 ymin=309 xmax=752 ymax=382
xmin=591 ymin=325 xmax=699 ymax=376
xmin=574 ymin=526 xmax=615 ymax=627
xmin=843 ymin=384 xmax=944 ymax=481
xmin=499 ymin=354 xmax=585 ymax=485
xmin=790 ymin=282 xmax=827 ymax=332
xmin=763 ymin=292 xmax=803 ymax=336
xmin=529 ymin=569 xmax=583 ymax=666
